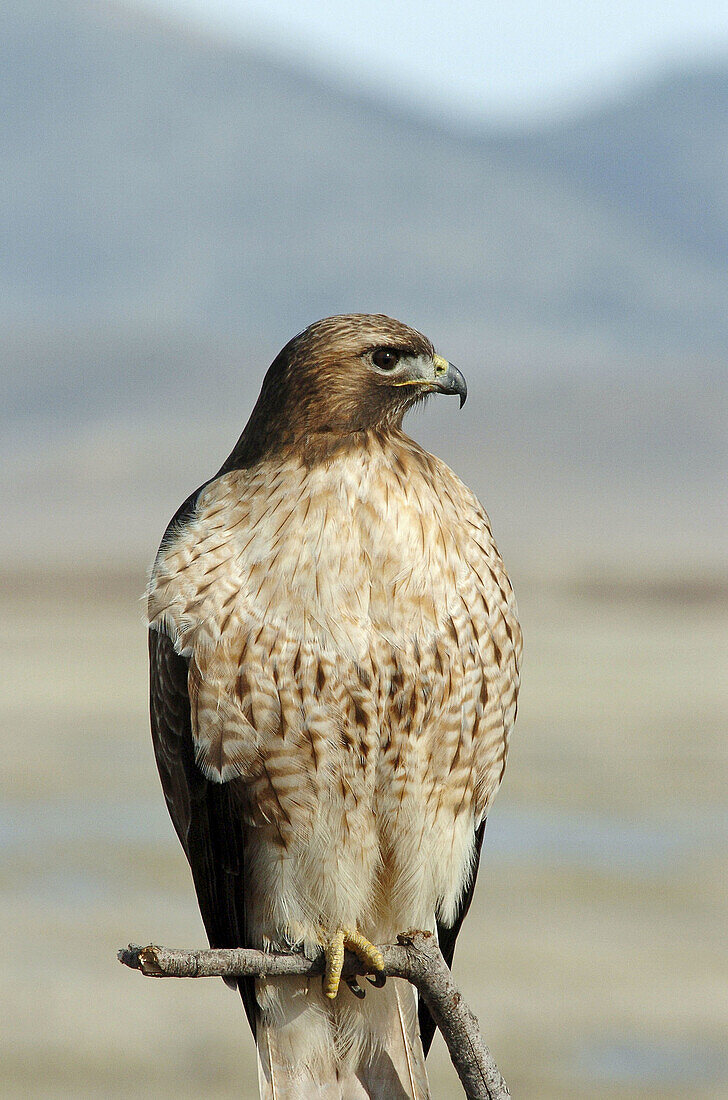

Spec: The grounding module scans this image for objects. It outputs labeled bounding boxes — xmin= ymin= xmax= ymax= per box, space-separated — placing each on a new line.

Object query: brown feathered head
xmin=230 ymin=314 xmax=467 ymax=464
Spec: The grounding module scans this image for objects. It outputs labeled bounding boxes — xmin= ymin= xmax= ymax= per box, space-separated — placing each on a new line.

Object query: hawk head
xmin=235 ymin=314 xmax=467 ymax=462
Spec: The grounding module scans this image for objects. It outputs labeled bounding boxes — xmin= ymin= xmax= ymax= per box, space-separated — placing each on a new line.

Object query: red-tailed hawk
xmin=148 ymin=315 xmax=521 ymax=1099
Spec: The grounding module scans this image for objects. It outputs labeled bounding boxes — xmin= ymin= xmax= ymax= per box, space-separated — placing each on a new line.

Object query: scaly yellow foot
xmin=323 ymin=927 xmax=385 ymax=999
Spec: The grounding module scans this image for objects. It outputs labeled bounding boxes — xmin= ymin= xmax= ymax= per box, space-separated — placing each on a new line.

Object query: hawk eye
xmin=372 ymin=348 xmax=400 ymax=371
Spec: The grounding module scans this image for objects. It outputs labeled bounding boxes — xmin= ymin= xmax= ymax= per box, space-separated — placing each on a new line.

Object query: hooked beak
xmin=432 ymin=354 xmax=468 ymax=408
xmin=392 ymin=353 xmax=468 ymax=408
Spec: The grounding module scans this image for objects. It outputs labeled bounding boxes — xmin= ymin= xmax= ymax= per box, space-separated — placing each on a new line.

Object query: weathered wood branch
xmin=119 ymin=929 xmax=509 ymax=1100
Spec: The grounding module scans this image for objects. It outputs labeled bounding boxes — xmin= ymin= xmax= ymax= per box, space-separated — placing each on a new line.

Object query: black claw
xmin=346 ymin=976 xmax=366 ymax=999
xmin=366 ymin=970 xmax=386 ymax=988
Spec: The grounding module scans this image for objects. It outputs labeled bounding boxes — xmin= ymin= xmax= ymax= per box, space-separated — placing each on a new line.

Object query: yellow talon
xmin=344 ymin=928 xmax=385 ymax=974
xmin=323 ymin=930 xmax=346 ymax=999
xmin=323 ymin=927 xmax=385 ymax=999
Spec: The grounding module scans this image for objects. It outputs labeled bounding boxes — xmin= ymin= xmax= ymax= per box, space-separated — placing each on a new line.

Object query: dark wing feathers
xmin=149 ymin=627 xmax=256 ymax=1034
xmin=418 ymin=818 xmax=487 ymax=1056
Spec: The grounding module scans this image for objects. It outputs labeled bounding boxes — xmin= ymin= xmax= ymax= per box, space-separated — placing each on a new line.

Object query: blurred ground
xmin=2 ymin=568 xmax=726 ymax=1098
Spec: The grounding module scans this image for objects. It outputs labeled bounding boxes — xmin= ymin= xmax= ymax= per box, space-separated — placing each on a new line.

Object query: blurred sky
xmin=131 ymin=0 xmax=728 ymax=122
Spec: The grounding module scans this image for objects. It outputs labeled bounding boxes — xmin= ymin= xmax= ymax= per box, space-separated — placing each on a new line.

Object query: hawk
xmin=148 ymin=315 xmax=521 ymax=1099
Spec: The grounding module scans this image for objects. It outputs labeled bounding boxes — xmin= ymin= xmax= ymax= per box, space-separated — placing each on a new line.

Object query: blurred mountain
xmin=496 ymin=64 xmax=728 ymax=269
xmin=1 ymin=0 xmax=726 ymax=571
xmin=4 ymin=1 xmax=728 ymax=362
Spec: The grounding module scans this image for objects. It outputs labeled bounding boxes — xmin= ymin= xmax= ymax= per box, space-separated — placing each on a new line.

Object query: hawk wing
xmin=418 ymin=818 xmax=487 ymax=1056
xmin=148 ymin=626 xmax=256 ymax=1033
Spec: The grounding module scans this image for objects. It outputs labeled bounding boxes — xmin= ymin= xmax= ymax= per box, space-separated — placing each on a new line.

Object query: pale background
xmin=2 ymin=1 xmax=727 ymax=1096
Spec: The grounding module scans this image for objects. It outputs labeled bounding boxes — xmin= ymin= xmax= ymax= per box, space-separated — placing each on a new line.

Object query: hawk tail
xmin=254 ymin=975 xmax=430 ymax=1099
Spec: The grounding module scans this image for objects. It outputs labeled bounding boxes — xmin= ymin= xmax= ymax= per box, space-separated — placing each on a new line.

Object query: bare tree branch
xmin=119 ymin=929 xmax=509 ymax=1100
